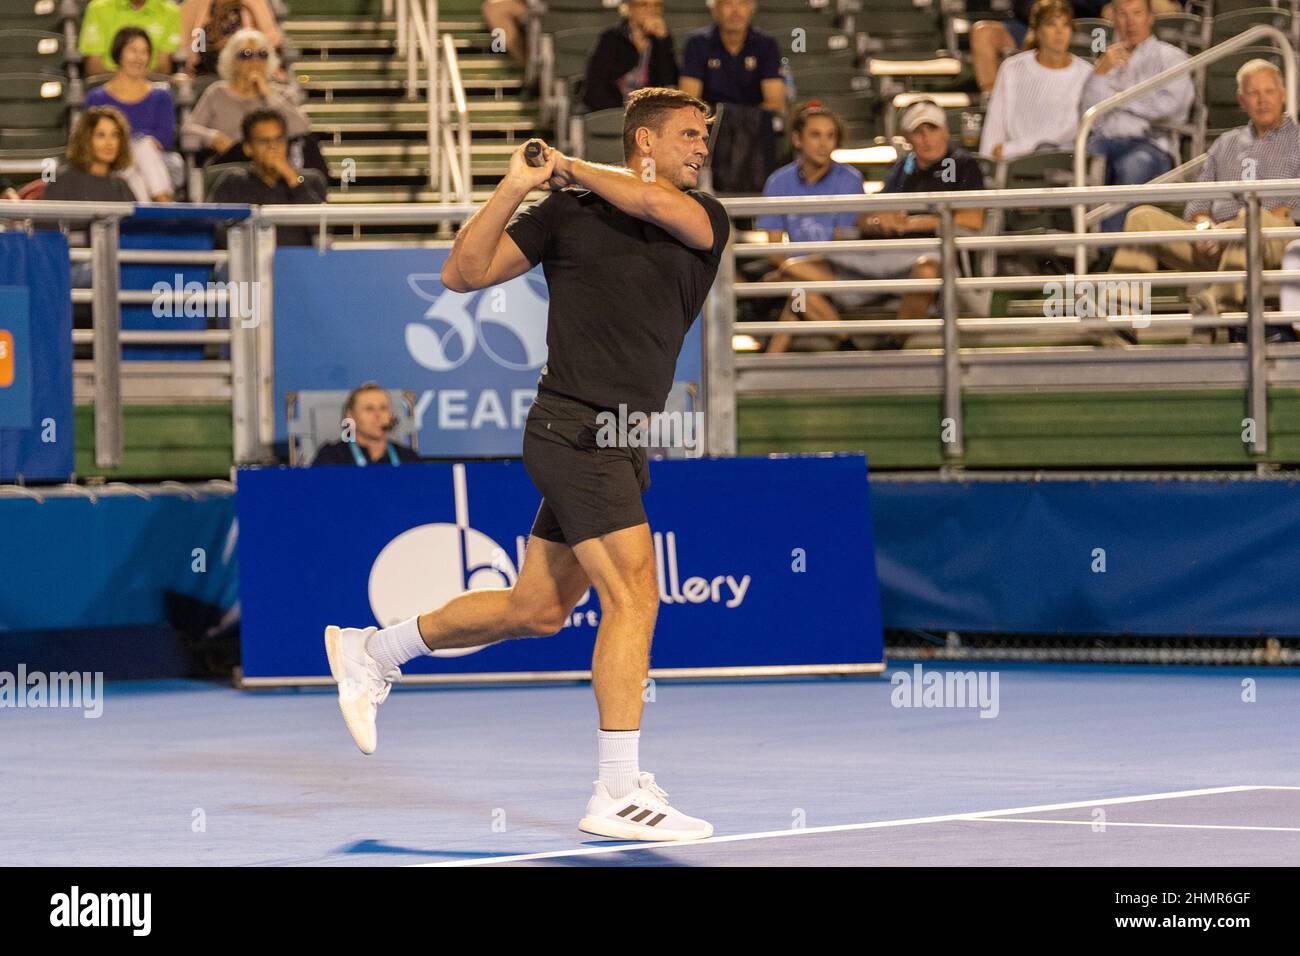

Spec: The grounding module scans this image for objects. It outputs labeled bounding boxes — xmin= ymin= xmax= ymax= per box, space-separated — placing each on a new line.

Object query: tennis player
xmin=325 ymin=87 xmax=730 ymax=841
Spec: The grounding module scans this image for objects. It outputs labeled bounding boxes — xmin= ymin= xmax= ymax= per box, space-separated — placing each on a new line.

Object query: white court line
xmin=976 ymin=817 xmax=1300 ymax=833
xmin=413 ymin=785 xmax=1299 ymax=867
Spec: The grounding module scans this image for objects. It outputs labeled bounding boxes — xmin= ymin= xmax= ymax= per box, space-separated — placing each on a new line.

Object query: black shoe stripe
xmin=631 ymin=808 xmax=655 ymax=823
xmin=646 ymin=813 xmax=667 ymax=827
xmin=616 ymin=804 xmax=641 ymax=818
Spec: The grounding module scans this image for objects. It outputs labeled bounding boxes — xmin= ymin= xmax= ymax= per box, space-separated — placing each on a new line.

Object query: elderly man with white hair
xmin=1109 ymin=58 xmax=1299 ymax=329
xmin=182 ymin=28 xmax=311 ymax=159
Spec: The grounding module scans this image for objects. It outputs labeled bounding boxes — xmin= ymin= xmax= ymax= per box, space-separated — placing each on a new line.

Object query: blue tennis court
xmin=4 ymin=663 xmax=1296 ymax=867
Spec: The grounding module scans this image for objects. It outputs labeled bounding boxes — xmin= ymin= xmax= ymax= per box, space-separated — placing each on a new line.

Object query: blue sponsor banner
xmin=236 ymin=454 xmax=883 ymax=679
xmin=870 ymin=478 xmax=1300 ymax=637
xmin=272 ymin=247 xmax=703 ymax=457
xmin=0 ymin=232 xmax=73 ymax=482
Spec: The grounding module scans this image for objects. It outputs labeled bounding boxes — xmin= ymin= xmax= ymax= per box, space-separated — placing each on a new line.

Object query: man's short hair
xmin=66 ymin=105 xmax=132 ymax=173
xmin=110 ymin=25 xmax=152 ymax=66
xmin=622 ymin=87 xmax=712 ymax=161
xmin=1112 ymin=0 xmax=1153 ymax=13
xmin=1237 ymin=58 xmax=1283 ymax=93
xmin=241 ymin=108 xmax=286 ymax=143
xmin=790 ymin=101 xmax=845 ymax=149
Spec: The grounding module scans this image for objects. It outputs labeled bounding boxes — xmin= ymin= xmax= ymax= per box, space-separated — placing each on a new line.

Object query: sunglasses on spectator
xmin=238 ymin=48 xmax=271 ymax=59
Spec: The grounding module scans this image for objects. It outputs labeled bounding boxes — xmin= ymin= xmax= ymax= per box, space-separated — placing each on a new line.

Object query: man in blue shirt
xmin=762 ymin=101 xmax=985 ymax=352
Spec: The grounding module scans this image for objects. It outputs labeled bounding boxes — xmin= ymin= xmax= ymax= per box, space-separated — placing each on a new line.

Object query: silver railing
xmin=396 ymin=0 xmax=471 ymax=202
xmin=709 ymin=178 xmax=1300 ymax=460
xmin=1072 ymin=24 xmax=1298 ymax=273
xmin=3 ymin=200 xmax=261 ymax=471
xmin=397 ymin=0 xmax=439 ymax=190
xmin=28 ymin=175 xmax=1300 ymax=475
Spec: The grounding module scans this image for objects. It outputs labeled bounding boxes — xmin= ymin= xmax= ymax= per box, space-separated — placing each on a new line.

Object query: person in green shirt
xmin=79 ymin=0 xmax=183 ymax=76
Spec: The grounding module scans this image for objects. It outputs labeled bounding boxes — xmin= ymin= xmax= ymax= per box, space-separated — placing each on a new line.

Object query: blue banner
xmin=236 ymin=455 xmax=883 ymax=679
xmin=272 ymin=247 xmax=703 ymax=457
xmin=0 ymin=490 xmax=237 ymax=632
xmin=0 ymin=232 xmax=73 ymax=482
xmin=870 ymin=477 xmax=1300 ymax=637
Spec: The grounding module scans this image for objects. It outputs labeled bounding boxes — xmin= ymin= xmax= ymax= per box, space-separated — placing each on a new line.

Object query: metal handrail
xmin=399 ymin=0 xmax=440 ymax=190
xmin=441 ymin=32 xmax=472 ymax=204
xmin=1072 ymin=24 xmax=1298 ymax=272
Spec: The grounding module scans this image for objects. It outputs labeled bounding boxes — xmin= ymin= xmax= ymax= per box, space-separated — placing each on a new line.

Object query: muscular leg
xmin=416 ymin=534 xmax=591 ymax=651
xmin=570 ymin=523 xmax=659 ymax=730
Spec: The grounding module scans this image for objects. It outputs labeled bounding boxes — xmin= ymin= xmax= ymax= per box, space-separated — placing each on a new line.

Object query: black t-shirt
xmin=505 ymin=186 xmax=731 ymax=415
xmin=883 ymin=147 xmax=985 ymax=195
xmin=43 ymin=165 xmax=136 ymax=202
xmin=311 ymin=440 xmax=421 ymax=466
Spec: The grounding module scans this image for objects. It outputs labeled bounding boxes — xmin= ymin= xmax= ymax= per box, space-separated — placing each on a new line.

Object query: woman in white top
xmin=979 ymin=0 xmax=1093 ymax=161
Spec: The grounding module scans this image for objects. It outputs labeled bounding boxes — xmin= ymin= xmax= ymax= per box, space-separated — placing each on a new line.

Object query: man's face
xmin=350 ymin=389 xmax=393 ymax=442
xmin=1113 ymin=0 xmax=1153 ymax=45
xmin=118 ymin=37 xmax=151 ymax=77
xmin=91 ymin=117 xmax=122 ymax=167
xmin=640 ymin=107 xmax=710 ymax=189
xmin=1036 ymin=13 xmax=1072 ymax=55
xmin=906 ymin=121 xmax=948 ymax=167
xmin=793 ymin=114 xmax=838 ymax=167
xmin=1239 ymin=68 xmax=1285 ymax=130
xmin=711 ymin=0 xmax=754 ymax=32
xmin=627 ymin=0 xmax=663 ymax=33
xmin=243 ymin=118 xmax=288 ymax=173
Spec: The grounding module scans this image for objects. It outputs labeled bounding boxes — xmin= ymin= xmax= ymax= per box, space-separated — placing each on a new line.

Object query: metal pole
xmin=90 ymin=218 xmax=122 ymax=469
xmin=1245 ymin=192 xmax=1268 ymax=456
xmin=702 ymin=227 xmax=737 ymax=456
xmin=940 ymin=204 xmax=963 ymax=459
xmin=254 ymin=220 xmax=279 ymax=450
xmin=227 ymin=221 xmax=263 ymax=464
xmin=429 ymin=0 xmax=440 ymax=193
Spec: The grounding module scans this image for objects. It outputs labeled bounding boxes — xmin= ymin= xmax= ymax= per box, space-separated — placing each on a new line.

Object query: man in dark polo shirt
xmin=679 ymin=0 xmax=783 ymax=112
xmin=208 ymin=109 xmax=327 ymax=247
xmin=322 ymin=87 xmax=730 ymax=844
xmin=310 ymin=382 xmax=420 ymax=467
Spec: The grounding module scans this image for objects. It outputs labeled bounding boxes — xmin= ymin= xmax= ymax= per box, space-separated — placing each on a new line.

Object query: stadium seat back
xmin=581 ymin=106 xmax=625 ymax=163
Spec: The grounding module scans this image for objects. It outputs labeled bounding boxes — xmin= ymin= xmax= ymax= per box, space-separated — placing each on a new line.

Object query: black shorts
xmin=522 ymin=389 xmax=651 ymax=547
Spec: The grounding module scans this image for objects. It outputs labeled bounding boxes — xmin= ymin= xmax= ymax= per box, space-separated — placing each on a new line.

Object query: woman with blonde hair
xmin=44 ymin=106 xmax=136 ymax=202
xmin=182 ymin=28 xmax=314 ymax=166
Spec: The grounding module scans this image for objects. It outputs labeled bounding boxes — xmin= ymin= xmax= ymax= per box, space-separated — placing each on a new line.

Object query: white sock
xmin=365 ymin=617 xmax=430 ymax=672
xmin=597 ymin=729 xmax=640 ymax=800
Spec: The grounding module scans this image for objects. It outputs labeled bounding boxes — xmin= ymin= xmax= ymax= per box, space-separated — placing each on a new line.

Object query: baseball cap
xmin=900 ymin=100 xmax=946 ymax=133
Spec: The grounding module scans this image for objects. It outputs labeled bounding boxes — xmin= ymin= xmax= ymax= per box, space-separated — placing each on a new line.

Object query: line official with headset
xmin=311 ymin=382 xmax=420 ymax=467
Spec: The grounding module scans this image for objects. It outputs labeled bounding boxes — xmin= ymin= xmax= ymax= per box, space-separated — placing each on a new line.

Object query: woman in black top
xmin=43 ymin=106 xmax=137 ymax=203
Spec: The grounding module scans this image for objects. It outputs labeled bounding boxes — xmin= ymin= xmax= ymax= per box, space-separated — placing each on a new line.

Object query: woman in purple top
xmin=85 ymin=27 xmax=179 ymax=201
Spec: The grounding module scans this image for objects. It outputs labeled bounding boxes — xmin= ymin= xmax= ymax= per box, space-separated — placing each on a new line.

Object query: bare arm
xmin=557 ymin=152 xmax=715 ymax=250
xmin=442 ymin=141 xmax=556 ymax=291
xmin=679 ymin=76 xmax=704 ymax=100
xmin=760 ymin=77 xmax=786 ymax=115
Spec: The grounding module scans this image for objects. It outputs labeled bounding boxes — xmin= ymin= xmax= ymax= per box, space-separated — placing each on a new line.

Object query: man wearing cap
xmin=763 ymin=99 xmax=985 ymax=352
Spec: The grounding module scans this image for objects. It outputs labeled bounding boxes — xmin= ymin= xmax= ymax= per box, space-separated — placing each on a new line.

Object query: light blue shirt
xmin=757 ymin=160 xmax=865 ymax=242
xmin=1079 ymin=34 xmax=1194 ymax=159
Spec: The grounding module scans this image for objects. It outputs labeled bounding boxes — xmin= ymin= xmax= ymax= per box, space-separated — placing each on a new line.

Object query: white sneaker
xmin=578 ymin=771 xmax=713 ymax=842
xmin=323 ymin=625 xmax=398 ymax=754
